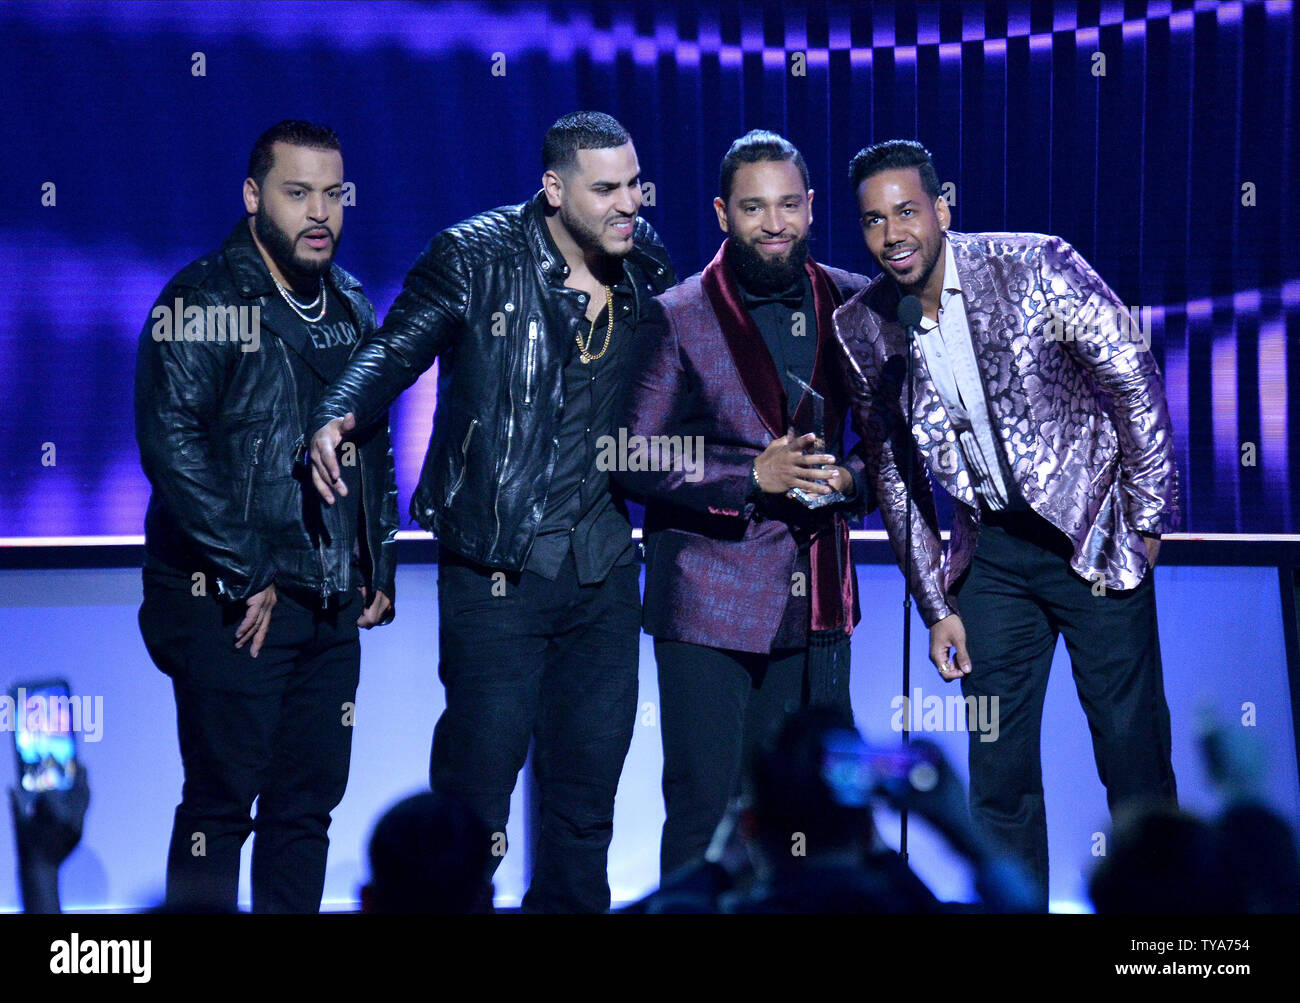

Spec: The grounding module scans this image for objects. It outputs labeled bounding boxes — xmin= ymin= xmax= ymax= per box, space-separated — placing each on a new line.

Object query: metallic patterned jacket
xmin=832 ymin=230 xmax=1179 ymax=626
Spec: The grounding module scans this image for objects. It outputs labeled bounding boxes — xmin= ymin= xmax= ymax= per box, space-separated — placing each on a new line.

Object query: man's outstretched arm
xmin=308 ymin=232 xmax=469 ymax=503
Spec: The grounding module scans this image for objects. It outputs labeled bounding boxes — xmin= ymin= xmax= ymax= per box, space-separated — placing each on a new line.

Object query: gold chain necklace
xmin=575 ymin=285 xmax=613 ymax=364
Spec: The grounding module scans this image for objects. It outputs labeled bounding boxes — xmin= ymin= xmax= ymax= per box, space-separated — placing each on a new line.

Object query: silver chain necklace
xmin=272 ymin=274 xmax=327 ymax=323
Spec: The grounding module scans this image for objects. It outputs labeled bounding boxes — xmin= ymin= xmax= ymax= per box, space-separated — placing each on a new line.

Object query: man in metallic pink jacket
xmin=833 ymin=140 xmax=1179 ymax=910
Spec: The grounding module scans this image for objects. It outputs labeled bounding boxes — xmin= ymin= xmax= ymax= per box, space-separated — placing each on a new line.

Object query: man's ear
xmin=806 ymin=188 xmax=814 ymax=225
xmin=242 ymin=178 xmax=260 ymax=216
xmin=713 ymin=196 xmax=730 ymax=234
xmin=542 ymin=169 xmax=564 ymax=209
xmin=935 ymin=195 xmax=951 ymax=232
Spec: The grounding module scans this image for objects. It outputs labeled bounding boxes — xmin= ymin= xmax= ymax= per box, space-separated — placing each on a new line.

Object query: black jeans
xmin=431 ymin=549 xmax=640 ymax=913
xmin=654 ymin=635 xmax=852 ymax=878
xmin=951 ymin=509 xmax=1177 ymax=911
xmin=138 ymin=576 xmax=361 ymax=913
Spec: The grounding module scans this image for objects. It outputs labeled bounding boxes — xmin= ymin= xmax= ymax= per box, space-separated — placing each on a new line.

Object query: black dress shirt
xmin=525 ymin=268 xmax=639 ymax=585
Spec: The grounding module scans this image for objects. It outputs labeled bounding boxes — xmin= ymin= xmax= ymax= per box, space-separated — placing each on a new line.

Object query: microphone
xmin=897 ymin=294 xmax=923 ymax=333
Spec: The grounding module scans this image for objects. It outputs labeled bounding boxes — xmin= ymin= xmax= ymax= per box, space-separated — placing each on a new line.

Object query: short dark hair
xmin=719 ymin=129 xmax=810 ymax=202
xmin=247 ymin=120 xmax=342 ymax=188
xmin=366 ymin=790 xmax=490 ymax=914
xmin=542 ymin=111 xmax=631 ymax=174
xmin=847 ymin=139 xmax=941 ymax=200
xmin=750 ymin=706 xmax=871 ymax=859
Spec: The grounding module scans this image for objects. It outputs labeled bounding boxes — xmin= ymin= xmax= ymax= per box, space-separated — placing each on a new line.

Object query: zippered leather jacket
xmin=135 ymin=219 xmax=399 ymax=607
xmin=307 ymin=191 xmax=675 ymax=570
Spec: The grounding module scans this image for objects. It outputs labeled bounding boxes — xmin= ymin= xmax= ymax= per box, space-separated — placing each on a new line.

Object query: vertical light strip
xmin=1209 ymin=302 xmax=1241 ymax=527
xmin=1258 ymin=320 xmax=1290 ymax=529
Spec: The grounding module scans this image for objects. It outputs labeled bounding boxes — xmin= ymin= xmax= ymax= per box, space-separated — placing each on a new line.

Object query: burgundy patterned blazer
xmin=617 ymin=240 xmax=871 ymax=654
xmin=832 ymin=230 xmax=1179 ymax=626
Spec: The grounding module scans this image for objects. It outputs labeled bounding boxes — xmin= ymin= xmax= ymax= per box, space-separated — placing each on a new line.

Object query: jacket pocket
xmin=445 ymin=417 xmax=479 ymax=507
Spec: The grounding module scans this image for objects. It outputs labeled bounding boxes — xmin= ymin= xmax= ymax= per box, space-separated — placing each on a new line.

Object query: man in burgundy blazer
xmin=617 ymin=131 xmax=872 ymax=877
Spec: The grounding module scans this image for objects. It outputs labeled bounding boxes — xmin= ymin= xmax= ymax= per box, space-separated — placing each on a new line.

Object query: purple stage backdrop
xmin=0 ymin=0 xmax=1296 ymax=540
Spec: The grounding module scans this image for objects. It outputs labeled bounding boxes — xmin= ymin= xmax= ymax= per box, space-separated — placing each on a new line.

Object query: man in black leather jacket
xmin=307 ymin=111 xmax=675 ymax=912
xmin=134 ymin=121 xmax=398 ymax=913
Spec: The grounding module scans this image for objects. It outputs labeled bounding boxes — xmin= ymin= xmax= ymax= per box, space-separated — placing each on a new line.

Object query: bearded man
xmin=135 ymin=120 xmax=398 ymax=912
xmin=307 ymin=111 xmax=675 ymax=912
xmin=616 ymin=130 xmax=872 ymax=879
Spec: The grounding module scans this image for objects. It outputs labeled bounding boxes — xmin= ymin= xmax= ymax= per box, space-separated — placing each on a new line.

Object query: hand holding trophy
xmin=786 ymin=369 xmax=847 ymax=510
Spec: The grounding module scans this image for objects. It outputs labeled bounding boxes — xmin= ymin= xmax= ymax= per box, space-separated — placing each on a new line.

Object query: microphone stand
xmin=899 ymin=304 xmax=919 ymax=860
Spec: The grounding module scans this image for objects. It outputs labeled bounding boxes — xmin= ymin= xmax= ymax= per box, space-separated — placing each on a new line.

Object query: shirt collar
xmin=918 ymin=237 xmax=962 ymax=330
xmin=534 ymin=193 xmax=633 ymax=293
xmin=939 ymin=236 xmax=962 ymax=295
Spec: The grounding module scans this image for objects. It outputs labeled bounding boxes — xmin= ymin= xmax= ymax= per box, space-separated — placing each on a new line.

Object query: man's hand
xmin=235 ymin=582 xmax=276 ymax=658
xmin=9 ymin=766 xmax=89 ymax=868
xmin=930 ymin=613 xmax=972 ymax=681
xmin=356 ymin=588 xmax=393 ymax=629
xmin=754 ymin=431 xmax=837 ymax=495
xmin=824 ymin=465 xmax=855 ymax=497
xmin=1143 ymin=535 xmax=1161 ymax=568
xmin=309 ymin=412 xmax=357 ymax=505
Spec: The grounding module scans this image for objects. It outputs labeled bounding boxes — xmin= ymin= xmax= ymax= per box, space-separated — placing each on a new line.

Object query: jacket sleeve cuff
xmin=919 ymin=598 xmax=955 ymax=628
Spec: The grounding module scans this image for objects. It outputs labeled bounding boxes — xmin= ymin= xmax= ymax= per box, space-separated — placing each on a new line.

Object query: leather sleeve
xmin=634 ymin=218 xmax=678 ymax=290
xmin=308 ymin=230 xmax=469 ymax=436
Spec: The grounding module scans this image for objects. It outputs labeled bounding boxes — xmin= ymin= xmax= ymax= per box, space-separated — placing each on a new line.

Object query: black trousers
xmin=138 ymin=576 xmax=361 ymax=913
xmin=951 ymin=509 xmax=1177 ymax=911
xmin=431 ymin=550 xmax=640 ymax=913
xmin=654 ymin=635 xmax=852 ymax=879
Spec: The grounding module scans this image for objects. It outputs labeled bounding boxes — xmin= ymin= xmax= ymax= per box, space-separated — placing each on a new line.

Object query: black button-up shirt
xmin=525 ymin=267 xmax=639 ymax=585
xmin=736 ymin=270 xmax=821 ymax=650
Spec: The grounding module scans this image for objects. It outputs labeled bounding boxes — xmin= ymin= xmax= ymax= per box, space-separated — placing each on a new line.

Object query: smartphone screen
xmin=11 ymin=680 xmax=79 ymax=793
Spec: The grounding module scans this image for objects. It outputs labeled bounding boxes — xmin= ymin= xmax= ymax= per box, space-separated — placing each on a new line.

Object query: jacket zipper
xmin=242 ymin=435 xmax=263 ymax=521
xmin=490 ymin=273 xmax=527 ymax=555
xmin=524 ymin=319 xmax=538 ymax=404
xmin=445 ymin=417 xmax=478 ymax=507
xmin=341 ymin=312 xmax=378 ymax=599
xmin=276 ymin=336 xmax=331 ymax=600
xmin=492 ymin=366 xmax=515 ymax=554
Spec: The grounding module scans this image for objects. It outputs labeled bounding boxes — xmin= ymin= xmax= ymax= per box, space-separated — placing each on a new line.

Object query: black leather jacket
xmin=307 ymin=191 xmax=676 ymax=570
xmin=135 ymin=220 xmax=399 ymax=607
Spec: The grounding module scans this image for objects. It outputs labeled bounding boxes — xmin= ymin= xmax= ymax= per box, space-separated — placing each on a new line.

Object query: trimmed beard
xmin=894 ymin=238 xmax=944 ymax=295
xmin=254 ymin=203 xmax=337 ymax=283
xmin=558 ymin=201 xmax=634 ymax=260
xmin=726 ymin=231 xmax=810 ymax=293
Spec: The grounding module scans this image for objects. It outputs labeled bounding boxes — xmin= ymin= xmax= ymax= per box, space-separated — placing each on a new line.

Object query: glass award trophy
xmin=786 ymin=370 xmax=846 ymax=509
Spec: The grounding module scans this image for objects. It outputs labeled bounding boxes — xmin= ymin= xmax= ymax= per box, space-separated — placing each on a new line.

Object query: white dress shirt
xmin=914 ymin=237 xmax=1012 ymax=509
